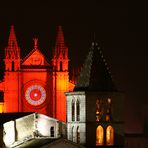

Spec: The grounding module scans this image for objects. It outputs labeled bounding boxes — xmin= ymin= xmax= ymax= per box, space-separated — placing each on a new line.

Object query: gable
xmin=22 ymin=49 xmax=50 ymax=66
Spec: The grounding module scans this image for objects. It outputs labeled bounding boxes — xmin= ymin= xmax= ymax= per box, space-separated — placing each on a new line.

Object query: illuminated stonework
xmin=25 ymin=85 xmax=46 ymax=106
xmin=0 ymin=25 xmax=75 ymax=122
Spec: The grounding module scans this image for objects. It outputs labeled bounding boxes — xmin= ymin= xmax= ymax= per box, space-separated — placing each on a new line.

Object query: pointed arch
xmin=72 ymin=99 xmax=75 ymax=121
xmin=76 ymin=126 xmax=80 ymax=144
xmin=96 ymin=125 xmax=104 ymax=146
xmin=76 ymin=99 xmax=80 ymax=121
xmin=106 ymin=125 xmax=114 ymax=145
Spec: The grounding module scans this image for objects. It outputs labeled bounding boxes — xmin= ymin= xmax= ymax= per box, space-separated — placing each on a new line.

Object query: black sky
xmin=0 ymin=0 xmax=146 ymax=133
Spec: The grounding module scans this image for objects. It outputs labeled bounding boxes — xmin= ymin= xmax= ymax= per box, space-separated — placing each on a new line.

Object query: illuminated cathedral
xmin=0 ymin=26 xmax=124 ymax=147
xmin=0 ymin=25 xmax=74 ymax=122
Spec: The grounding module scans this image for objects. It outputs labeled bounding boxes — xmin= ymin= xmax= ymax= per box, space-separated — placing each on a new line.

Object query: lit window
xmin=76 ymin=100 xmax=80 ymax=121
xmin=106 ymin=98 xmax=112 ymax=121
xmin=106 ymin=125 xmax=114 ymax=145
xmin=107 ymin=98 xmax=111 ymax=104
xmin=96 ymin=99 xmax=102 ymax=121
xmin=96 ymin=125 xmax=104 ymax=146
xmin=72 ymin=100 xmax=75 ymax=121
xmin=106 ymin=109 xmax=111 ymax=121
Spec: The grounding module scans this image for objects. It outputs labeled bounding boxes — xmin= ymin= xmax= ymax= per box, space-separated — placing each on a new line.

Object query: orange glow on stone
xmin=106 ymin=126 xmax=114 ymax=145
xmin=0 ymin=102 xmax=4 ymax=113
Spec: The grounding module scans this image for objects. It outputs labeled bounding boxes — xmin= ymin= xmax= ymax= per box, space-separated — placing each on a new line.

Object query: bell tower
xmin=52 ymin=26 xmax=69 ymax=121
xmin=4 ymin=25 xmax=21 ymax=112
xmin=65 ymin=42 xmax=124 ymax=147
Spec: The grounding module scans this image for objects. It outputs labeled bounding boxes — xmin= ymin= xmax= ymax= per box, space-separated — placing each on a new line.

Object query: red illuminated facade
xmin=0 ymin=25 xmax=74 ymax=121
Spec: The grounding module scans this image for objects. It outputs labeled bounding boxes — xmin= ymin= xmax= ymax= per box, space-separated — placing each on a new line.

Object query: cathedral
xmin=0 ymin=25 xmax=74 ymax=122
xmin=0 ymin=26 xmax=124 ymax=147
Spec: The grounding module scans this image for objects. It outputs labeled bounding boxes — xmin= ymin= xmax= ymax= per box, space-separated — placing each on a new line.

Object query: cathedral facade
xmin=0 ymin=25 xmax=74 ymax=122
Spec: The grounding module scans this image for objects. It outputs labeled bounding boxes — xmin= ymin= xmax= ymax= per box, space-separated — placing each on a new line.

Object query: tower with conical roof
xmin=65 ymin=41 xmax=124 ymax=147
xmin=52 ymin=26 xmax=69 ymax=121
xmin=74 ymin=42 xmax=116 ymax=92
xmin=4 ymin=25 xmax=21 ymax=112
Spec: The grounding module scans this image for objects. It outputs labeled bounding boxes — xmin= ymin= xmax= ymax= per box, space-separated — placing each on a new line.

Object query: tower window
xmin=72 ymin=126 xmax=74 ymax=142
xmin=12 ymin=61 xmax=14 ymax=71
xmin=106 ymin=109 xmax=111 ymax=121
xmin=106 ymin=98 xmax=112 ymax=121
xmin=96 ymin=125 xmax=104 ymax=146
xmin=50 ymin=126 xmax=54 ymax=137
xmin=106 ymin=125 xmax=114 ymax=145
xmin=72 ymin=100 xmax=75 ymax=121
xmin=76 ymin=100 xmax=80 ymax=121
xmin=96 ymin=99 xmax=102 ymax=121
xmin=60 ymin=61 xmax=62 ymax=71
xmin=76 ymin=126 xmax=80 ymax=144
xmin=107 ymin=98 xmax=111 ymax=104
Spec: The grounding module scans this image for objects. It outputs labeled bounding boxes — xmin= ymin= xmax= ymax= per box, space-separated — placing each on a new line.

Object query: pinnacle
xmin=33 ymin=38 xmax=38 ymax=50
xmin=8 ymin=25 xmax=19 ymax=49
xmin=56 ymin=25 xmax=65 ymax=45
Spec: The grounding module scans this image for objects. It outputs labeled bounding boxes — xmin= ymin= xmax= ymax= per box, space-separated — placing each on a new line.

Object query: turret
xmin=4 ymin=25 xmax=20 ymax=71
xmin=52 ymin=26 xmax=69 ymax=71
xmin=52 ymin=26 xmax=69 ymax=122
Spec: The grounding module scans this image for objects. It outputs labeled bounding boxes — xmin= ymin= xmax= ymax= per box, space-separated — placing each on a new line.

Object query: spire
xmin=53 ymin=26 xmax=68 ymax=58
xmin=74 ymin=41 xmax=117 ymax=92
xmin=8 ymin=25 xmax=17 ymax=45
xmin=52 ymin=25 xmax=69 ymax=71
xmin=55 ymin=25 xmax=65 ymax=46
xmin=5 ymin=25 xmax=20 ymax=59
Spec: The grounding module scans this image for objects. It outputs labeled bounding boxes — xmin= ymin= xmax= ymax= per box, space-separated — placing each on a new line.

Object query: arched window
xmin=50 ymin=126 xmax=54 ymax=137
xmin=106 ymin=125 xmax=114 ymax=145
xmin=72 ymin=126 xmax=74 ymax=142
xmin=106 ymin=98 xmax=112 ymax=121
xmin=96 ymin=99 xmax=102 ymax=121
xmin=106 ymin=109 xmax=111 ymax=121
xmin=76 ymin=100 xmax=80 ymax=121
xmin=72 ymin=100 xmax=75 ymax=121
xmin=76 ymin=126 xmax=80 ymax=144
xmin=96 ymin=125 xmax=104 ymax=146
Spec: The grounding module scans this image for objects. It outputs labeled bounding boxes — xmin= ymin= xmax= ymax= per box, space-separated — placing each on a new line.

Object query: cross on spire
xmin=33 ymin=38 xmax=38 ymax=50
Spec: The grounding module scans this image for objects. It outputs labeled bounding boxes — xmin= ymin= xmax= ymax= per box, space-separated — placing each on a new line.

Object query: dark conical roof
xmin=74 ymin=42 xmax=117 ymax=92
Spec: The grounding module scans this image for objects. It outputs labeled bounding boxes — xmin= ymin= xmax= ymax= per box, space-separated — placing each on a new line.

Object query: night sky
xmin=0 ymin=1 xmax=146 ymax=133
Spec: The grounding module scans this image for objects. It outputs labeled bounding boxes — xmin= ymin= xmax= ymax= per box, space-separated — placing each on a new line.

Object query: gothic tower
xmin=65 ymin=42 xmax=124 ymax=147
xmin=52 ymin=26 xmax=69 ymax=121
xmin=4 ymin=25 xmax=21 ymax=112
